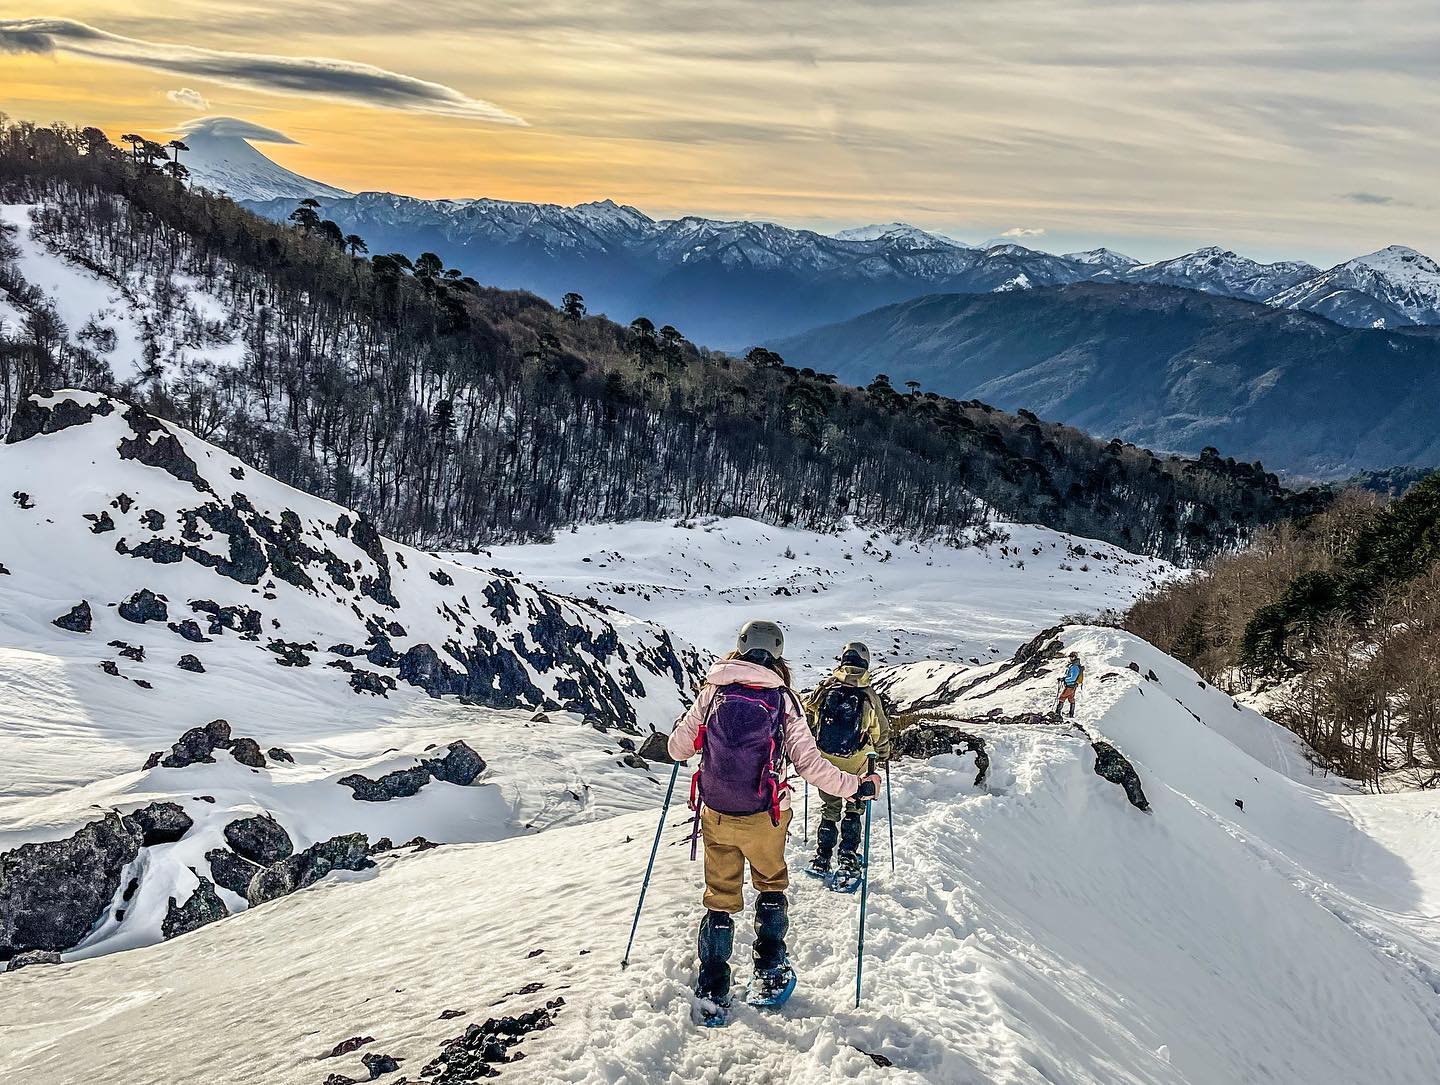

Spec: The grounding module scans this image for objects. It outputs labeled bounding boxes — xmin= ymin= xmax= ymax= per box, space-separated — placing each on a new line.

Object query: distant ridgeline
xmin=0 ymin=119 xmax=1326 ymax=563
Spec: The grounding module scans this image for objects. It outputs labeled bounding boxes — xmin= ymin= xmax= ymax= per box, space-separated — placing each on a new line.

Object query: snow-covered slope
xmin=468 ymin=517 xmax=1176 ymax=674
xmin=1267 ymin=245 xmax=1440 ymax=328
xmin=831 ymin=222 xmax=973 ymax=249
xmin=177 ymin=119 xmax=350 ymax=203
xmin=0 ymin=204 xmax=246 ymax=385
xmin=1062 ymin=246 xmax=1139 ymax=270
xmin=6 ymin=624 xmax=1440 ymax=1084
xmin=0 ymin=391 xmax=700 ymax=961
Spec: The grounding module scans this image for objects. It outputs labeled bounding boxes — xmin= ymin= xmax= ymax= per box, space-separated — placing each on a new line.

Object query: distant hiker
xmin=803 ymin=641 xmax=891 ymax=887
xmin=1056 ymin=652 xmax=1085 ymax=718
xmin=668 ymin=620 xmax=881 ymax=1022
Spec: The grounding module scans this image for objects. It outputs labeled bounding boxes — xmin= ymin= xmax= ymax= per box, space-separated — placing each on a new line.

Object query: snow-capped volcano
xmin=1267 ymin=244 xmax=1440 ymax=327
xmin=1061 ymin=247 xmax=1139 ymax=270
xmin=176 ymin=118 xmax=350 ymax=203
xmin=1111 ymin=245 xmax=1318 ymax=302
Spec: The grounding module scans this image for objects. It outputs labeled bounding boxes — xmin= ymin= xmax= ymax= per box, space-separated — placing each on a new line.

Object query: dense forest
xmin=0 ymin=117 xmax=1327 ymax=561
xmin=1125 ymin=475 xmax=1440 ymax=788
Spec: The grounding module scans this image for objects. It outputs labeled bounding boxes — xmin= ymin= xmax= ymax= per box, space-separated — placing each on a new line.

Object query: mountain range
xmin=207 ymin=137 xmax=1440 ymax=348
xmin=773 ymin=283 xmax=1440 ymax=477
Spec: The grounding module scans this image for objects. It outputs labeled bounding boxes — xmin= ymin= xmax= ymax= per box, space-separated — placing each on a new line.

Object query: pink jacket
xmin=668 ymin=659 xmax=862 ymax=807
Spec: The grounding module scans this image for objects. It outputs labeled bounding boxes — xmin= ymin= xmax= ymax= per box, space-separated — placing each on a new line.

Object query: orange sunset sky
xmin=3 ymin=0 xmax=1437 ymax=262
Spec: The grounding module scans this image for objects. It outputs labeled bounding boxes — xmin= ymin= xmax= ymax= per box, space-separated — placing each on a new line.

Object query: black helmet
xmin=840 ymin=641 xmax=870 ymax=669
xmin=737 ymin=620 xmax=784 ymax=663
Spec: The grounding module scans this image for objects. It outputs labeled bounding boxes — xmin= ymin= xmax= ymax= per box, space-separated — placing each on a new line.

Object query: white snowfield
xmin=3 ymin=399 xmax=1440 ymax=1083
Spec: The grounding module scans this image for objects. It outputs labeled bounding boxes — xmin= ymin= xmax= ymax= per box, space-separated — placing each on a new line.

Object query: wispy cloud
xmin=0 ymin=17 xmax=524 ymax=125
xmin=166 ymin=87 xmax=209 ymax=111
xmin=1341 ymin=191 xmax=1397 ymax=205
xmin=1001 ymin=226 xmax=1047 ymax=238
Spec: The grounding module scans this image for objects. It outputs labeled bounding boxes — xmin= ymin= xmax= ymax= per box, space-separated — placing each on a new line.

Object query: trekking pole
xmin=884 ymin=759 xmax=895 ymax=873
xmin=855 ymin=753 xmax=878 ymax=1008
xmin=622 ymin=760 xmax=681 ymax=969
xmin=803 ymin=781 xmax=809 ymax=845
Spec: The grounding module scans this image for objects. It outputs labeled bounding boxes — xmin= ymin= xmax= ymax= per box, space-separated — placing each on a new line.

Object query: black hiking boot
xmin=753 ymin=892 xmax=789 ymax=973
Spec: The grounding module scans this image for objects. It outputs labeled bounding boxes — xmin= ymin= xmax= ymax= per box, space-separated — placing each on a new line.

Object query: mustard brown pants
xmin=701 ymin=806 xmax=793 ymax=914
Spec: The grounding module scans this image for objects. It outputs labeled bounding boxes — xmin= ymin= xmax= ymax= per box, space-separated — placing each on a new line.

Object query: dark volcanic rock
xmin=205 ymin=718 xmax=233 ymax=747
xmin=267 ymin=639 xmax=315 ymax=667
xmin=116 ymin=404 xmax=210 ymax=492
xmin=424 ymin=741 xmax=486 ymax=786
xmin=892 ymin=724 xmax=990 ymax=786
xmin=1092 ymin=741 xmax=1151 ymax=811
xmin=361 ymin=1052 xmax=402 ymax=1079
xmin=224 ymin=814 xmax=293 ymax=866
xmin=267 ymin=746 xmax=294 ymax=764
xmin=109 ymin=640 xmax=145 ymax=662
xmin=119 ymin=589 xmax=168 ymax=624
xmin=0 ymin=811 xmax=140 ymax=956
xmin=190 ymin=599 xmax=263 ymax=638
xmin=140 ymin=509 xmax=165 ymax=531
xmin=348 ymin=669 xmax=395 ymax=697
xmin=229 ymin=738 xmax=266 ymax=768
xmin=421 ymin=1002 xmax=562 ymax=1083
xmin=339 ymin=765 xmax=432 ymax=802
xmin=246 ymin=833 xmax=372 ymax=906
xmin=324 ymin=1036 xmax=375 ymax=1059
xmin=637 ymin=731 xmax=675 ymax=765
xmin=5 ymin=393 xmax=115 ymax=444
xmin=161 ymin=876 xmax=227 ymax=939
xmin=206 ymin=848 xmax=262 ymax=897
xmin=177 ymin=653 xmax=205 ymax=673
xmin=86 ymin=510 xmax=115 ymax=534
xmin=5 ymin=949 xmax=62 ymax=972
xmin=52 ymin=601 xmax=92 ymax=633
xmin=168 ymin=619 xmax=209 ymax=643
xmin=122 ymin=801 xmax=193 ymax=847
xmin=12 ymin=490 xmax=34 ymax=509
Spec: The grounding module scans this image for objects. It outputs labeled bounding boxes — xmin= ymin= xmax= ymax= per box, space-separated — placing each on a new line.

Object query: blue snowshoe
xmin=746 ymin=961 xmax=797 ymax=1008
xmin=827 ymin=851 xmax=865 ymax=894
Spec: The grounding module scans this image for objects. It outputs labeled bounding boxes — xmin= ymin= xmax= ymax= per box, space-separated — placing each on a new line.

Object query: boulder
xmin=246 ymin=833 xmax=372 ymax=907
xmin=1092 ymin=742 xmax=1151 ymax=811
xmin=424 ymin=741 xmax=486 ymax=786
xmin=177 ymin=654 xmax=205 ymax=673
xmin=229 ymin=738 xmax=266 ymax=768
xmin=119 ymin=589 xmax=168 ymax=624
xmin=339 ymin=765 xmax=432 ymax=802
xmin=267 ymin=747 xmax=295 ymax=764
xmin=637 ymin=731 xmax=674 ymax=765
xmin=206 ymin=848 xmax=262 ymax=897
xmin=0 ymin=811 xmax=141 ymax=956
xmin=161 ymin=877 xmax=227 ymax=940
xmin=892 ymin=724 xmax=990 ymax=787
xmin=5 ymin=949 xmax=61 ymax=972
xmin=122 ymin=801 xmax=193 ymax=847
xmin=52 ymin=601 xmax=92 ymax=633
xmin=223 ymin=814 xmax=293 ymax=866
xmin=168 ymin=619 xmax=209 ymax=643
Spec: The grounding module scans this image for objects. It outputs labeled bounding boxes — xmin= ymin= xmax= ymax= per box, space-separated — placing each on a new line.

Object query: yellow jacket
xmin=804 ymin=665 xmax=891 ymax=773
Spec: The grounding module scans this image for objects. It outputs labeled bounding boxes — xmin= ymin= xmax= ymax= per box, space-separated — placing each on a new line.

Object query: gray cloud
xmin=0 ymin=17 xmax=524 ymax=125
xmin=1342 ymin=192 xmax=1397 ymax=205
xmin=166 ymin=87 xmax=209 ymax=110
xmin=176 ymin=116 xmax=298 ymax=144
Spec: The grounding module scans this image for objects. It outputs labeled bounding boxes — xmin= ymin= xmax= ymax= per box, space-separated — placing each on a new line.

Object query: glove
xmin=855 ymin=773 xmax=882 ymax=800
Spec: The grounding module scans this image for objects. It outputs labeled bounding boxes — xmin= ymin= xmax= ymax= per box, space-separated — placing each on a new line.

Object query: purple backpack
xmin=689 ymin=684 xmax=789 ymax=824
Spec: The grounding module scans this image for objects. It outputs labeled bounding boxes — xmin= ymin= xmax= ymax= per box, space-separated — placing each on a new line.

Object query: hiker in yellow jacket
xmin=803 ymin=641 xmax=891 ymax=881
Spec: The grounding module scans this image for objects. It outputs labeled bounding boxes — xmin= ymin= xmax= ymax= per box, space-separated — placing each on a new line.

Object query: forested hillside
xmin=1125 ymin=473 xmax=1440 ymax=787
xmin=0 ymin=118 xmax=1324 ymax=561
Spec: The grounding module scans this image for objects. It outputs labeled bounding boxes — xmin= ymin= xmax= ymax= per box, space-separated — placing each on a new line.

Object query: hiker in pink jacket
xmin=668 ymin=620 xmax=880 ymax=1019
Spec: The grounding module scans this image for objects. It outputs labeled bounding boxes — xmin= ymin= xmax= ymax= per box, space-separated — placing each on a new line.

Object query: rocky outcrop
xmin=421 ymin=1000 xmax=564 ymax=1083
xmin=0 ymin=811 xmax=140 ymax=957
xmin=119 ymin=589 xmax=168 ymax=624
xmin=5 ymin=393 xmax=114 ymax=444
xmin=206 ymin=848 xmax=262 ymax=897
xmin=142 ymin=719 xmax=275 ymax=771
xmin=229 ymin=738 xmax=266 ymax=768
xmin=338 ymin=741 xmax=485 ymax=802
xmin=116 ymin=404 xmax=209 ymax=492
xmin=177 ymin=653 xmax=205 ymax=673
xmin=1091 ymin=741 xmax=1151 ymax=811
xmin=638 ymin=731 xmax=674 ymax=764
xmin=52 ymin=600 xmax=92 ymax=633
xmin=223 ymin=814 xmax=293 ymax=866
xmin=4 ymin=949 xmax=62 ymax=972
xmin=246 ymin=834 xmax=372 ymax=907
xmin=121 ymin=801 xmax=193 ymax=847
xmin=161 ymin=877 xmax=227 ymax=940
xmin=892 ymin=724 xmax=990 ymax=786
